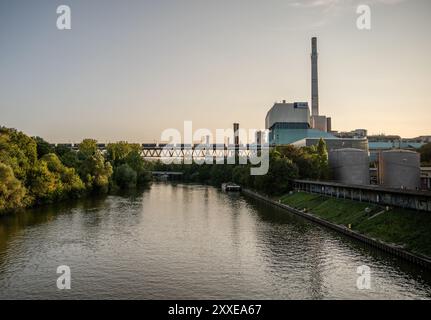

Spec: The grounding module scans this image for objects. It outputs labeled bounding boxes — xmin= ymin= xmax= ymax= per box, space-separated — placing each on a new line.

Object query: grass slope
xmin=280 ymin=192 xmax=431 ymax=258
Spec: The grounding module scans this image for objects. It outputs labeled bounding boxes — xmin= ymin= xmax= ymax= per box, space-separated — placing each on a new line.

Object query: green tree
xmin=78 ymin=152 xmax=113 ymax=193
xmin=0 ymin=163 xmax=27 ymax=213
xmin=125 ymin=150 xmax=151 ymax=185
xmin=78 ymin=139 xmax=98 ymax=159
xmin=232 ymin=165 xmax=254 ymax=187
xmin=316 ymin=138 xmax=329 ymax=179
xmin=253 ymin=150 xmax=298 ymax=195
xmin=34 ymin=136 xmax=54 ymax=159
xmin=114 ymin=163 xmax=137 ymax=189
xmin=27 ymin=160 xmax=59 ymax=203
xmin=41 ymin=153 xmax=85 ymax=197
xmin=419 ymin=143 xmax=431 ymax=164
xmin=0 ymin=127 xmax=37 ymax=183
xmin=75 ymin=139 xmax=113 ymax=193
xmin=106 ymin=142 xmax=141 ymax=166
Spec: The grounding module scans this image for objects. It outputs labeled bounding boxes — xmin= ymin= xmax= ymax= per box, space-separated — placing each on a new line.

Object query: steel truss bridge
xmin=55 ymin=143 xmax=269 ymax=159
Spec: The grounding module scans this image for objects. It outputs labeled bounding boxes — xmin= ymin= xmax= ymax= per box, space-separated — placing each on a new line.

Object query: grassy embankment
xmin=280 ymin=192 xmax=431 ymax=258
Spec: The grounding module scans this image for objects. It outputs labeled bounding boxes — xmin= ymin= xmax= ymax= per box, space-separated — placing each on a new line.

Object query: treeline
xmin=0 ymin=127 xmax=152 ymax=214
xmin=153 ymin=139 xmax=329 ymax=196
xmin=1 ymin=126 xmax=330 ymax=213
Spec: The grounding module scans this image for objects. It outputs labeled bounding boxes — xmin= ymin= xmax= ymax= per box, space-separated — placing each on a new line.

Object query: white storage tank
xmin=381 ymin=150 xmax=420 ymax=190
xmin=329 ymin=148 xmax=370 ymax=185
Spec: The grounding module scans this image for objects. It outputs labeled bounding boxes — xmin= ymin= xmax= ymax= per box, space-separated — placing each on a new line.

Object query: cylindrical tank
xmin=329 ymin=148 xmax=370 ymax=185
xmin=381 ymin=150 xmax=420 ymax=190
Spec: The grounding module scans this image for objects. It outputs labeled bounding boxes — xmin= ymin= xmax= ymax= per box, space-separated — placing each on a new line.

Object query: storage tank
xmin=381 ymin=150 xmax=420 ymax=190
xmin=329 ymin=148 xmax=370 ymax=185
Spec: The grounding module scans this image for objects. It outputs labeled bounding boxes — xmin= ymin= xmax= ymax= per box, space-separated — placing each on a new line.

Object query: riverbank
xmin=242 ymin=189 xmax=431 ymax=269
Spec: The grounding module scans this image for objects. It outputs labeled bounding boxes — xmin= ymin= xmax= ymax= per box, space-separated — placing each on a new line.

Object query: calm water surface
xmin=0 ymin=183 xmax=430 ymax=299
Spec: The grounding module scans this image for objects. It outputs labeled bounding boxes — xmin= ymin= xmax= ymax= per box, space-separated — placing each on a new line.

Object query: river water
xmin=0 ymin=183 xmax=430 ymax=299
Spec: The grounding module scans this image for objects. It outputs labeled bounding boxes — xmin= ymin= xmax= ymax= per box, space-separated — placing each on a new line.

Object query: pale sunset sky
xmin=0 ymin=0 xmax=430 ymax=142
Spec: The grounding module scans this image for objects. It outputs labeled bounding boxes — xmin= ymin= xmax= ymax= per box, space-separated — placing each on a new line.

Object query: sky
xmin=0 ymin=0 xmax=430 ymax=143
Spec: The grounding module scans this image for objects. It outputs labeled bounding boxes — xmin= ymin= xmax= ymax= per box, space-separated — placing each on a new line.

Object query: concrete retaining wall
xmin=242 ymin=188 xmax=431 ymax=270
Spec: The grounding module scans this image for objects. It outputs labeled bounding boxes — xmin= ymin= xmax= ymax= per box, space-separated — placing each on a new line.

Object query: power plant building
xmin=264 ymin=37 xmax=368 ymax=152
xmin=265 ymin=101 xmax=335 ymax=145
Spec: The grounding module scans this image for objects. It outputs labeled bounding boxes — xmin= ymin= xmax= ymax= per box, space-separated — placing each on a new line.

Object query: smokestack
xmin=233 ymin=123 xmax=239 ymax=145
xmin=326 ymin=117 xmax=332 ymax=132
xmin=311 ymin=37 xmax=319 ymax=116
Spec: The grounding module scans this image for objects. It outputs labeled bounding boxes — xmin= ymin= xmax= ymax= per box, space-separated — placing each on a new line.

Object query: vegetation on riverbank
xmin=419 ymin=142 xmax=431 ymax=165
xmin=280 ymin=192 xmax=431 ymax=257
xmin=0 ymin=127 xmax=152 ymax=214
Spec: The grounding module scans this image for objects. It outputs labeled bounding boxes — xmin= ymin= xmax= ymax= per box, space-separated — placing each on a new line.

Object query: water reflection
xmin=0 ymin=183 xmax=430 ymax=299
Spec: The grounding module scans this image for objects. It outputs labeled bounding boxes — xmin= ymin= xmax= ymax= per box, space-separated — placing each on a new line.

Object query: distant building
xmin=292 ymin=137 xmax=369 ymax=152
xmin=334 ymin=129 xmax=368 ymax=138
xmin=368 ymin=134 xmax=427 ymax=163
xmin=415 ymin=136 xmax=431 ymax=143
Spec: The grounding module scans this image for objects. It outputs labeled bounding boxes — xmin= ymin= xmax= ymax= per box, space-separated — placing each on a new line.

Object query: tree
xmin=125 ymin=150 xmax=151 ymax=185
xmin=41 ymin=153 xmax=85 ymax=197
xmin=253 ymin=151 xmax=298 ymax=195
xmin=75 ymin=139 xmax=113 ymax=193
xmin=232 ymin=165 xmax=254 ymax=187
xmin=419 ymin=143 xmax=431 ymax=164
xmin=27 ymin=160 xmax=59 ymax=203
xmin=78 ymin=151 xmax=113 ymax=193
xmin=106 ymin=142 xmax=140 ymax=166
xmin=114 ymin=163 xmax=137 ymax=189
xmin=0 ymin=127 xmax=37 ymax=183
xmin=316 ymin=138 xmax=329 ymax=179
xmin=34 ymin=136 xmax=54 ymax=159
xmin=78 ymin=139 xmax=98 ymax=160
xmin=0 ymin=163 xmax=27 ymax=213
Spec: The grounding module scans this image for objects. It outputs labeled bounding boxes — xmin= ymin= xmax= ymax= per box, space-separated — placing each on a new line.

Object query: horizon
xmin=1 ymin=0 xmax=430 ymax=143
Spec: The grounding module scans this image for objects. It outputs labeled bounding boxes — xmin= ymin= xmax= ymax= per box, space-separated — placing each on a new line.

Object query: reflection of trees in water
xmin=245 ymin=197 xmax=328 ymax=299
xmin=0 ymin=194 xmax=109 ymax=266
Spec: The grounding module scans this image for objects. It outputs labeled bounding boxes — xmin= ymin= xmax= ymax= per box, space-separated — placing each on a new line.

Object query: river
xmin=0 ymin=183 xmax=430 ymax=299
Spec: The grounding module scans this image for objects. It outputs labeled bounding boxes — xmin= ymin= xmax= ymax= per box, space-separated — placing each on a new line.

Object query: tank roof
xmin=382 ymin=149 xmax=419 ymax=154
xmin=330 ymin=148 xmax=366 ymax=152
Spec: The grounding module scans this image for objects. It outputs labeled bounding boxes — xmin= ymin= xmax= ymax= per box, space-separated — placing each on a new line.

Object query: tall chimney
xmin=311 ymin=37 xmax=319 ymax=116
xmin=233 ymin=123 xmax=239 ymax=145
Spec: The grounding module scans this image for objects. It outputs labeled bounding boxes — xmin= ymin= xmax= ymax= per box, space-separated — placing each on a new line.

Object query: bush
xmin=0 ymin=163 xmax=27 ymax=213
xmin=114 ymin=164 xmax=137 ymax=189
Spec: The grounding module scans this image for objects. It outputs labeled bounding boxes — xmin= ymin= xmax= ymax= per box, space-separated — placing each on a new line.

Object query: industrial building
xmin=334 ymin=129 xmax=368 ymax=138
xmin=368 ymin=135 xmax=426 ymax=163
xmin=265 ymin=38 xmax=337 ymax=146
xmin=259 ymin=36 xmax=430 ymax=192
xmin=265 ymin=37 xmax=368 ymax=152
xmin=292 ymin=137 xmax=369 ymax=152
xmin=265 ymin=101 xmax=335 ymax=145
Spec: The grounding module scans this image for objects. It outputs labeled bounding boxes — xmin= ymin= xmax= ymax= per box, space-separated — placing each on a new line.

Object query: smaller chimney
xmin=233 ymin=123 xmax=239 ymax=145
xmin=326 ymin=117 xmax=332 ymax=132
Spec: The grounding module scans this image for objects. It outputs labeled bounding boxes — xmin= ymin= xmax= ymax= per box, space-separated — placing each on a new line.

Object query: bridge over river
xmin=53 ymin=143 xmax=269 ymax=159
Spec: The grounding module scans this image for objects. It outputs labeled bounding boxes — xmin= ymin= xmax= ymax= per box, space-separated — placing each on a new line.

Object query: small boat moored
xmin=221 ymin=182 xmax=241 ymax=192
